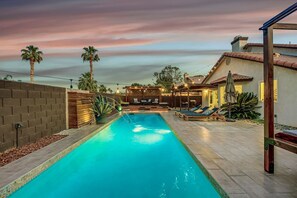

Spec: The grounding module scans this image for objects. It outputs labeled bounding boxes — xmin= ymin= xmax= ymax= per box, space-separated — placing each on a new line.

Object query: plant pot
xmin=95 ymin=115 xmax=108 ymax=124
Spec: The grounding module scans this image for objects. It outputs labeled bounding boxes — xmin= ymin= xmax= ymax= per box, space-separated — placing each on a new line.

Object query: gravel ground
xmin=0 ymin=135 xmax=67 ymax=167
xmin=244 ymin=119 xmax=297 ymax=131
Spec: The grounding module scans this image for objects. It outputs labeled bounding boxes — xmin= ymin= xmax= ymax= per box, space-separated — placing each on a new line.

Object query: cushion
xmin=194 ymin=109 xmax=203 ymax=113
xmin=202 ymin=109 xmax=213 ymax=115
xmin=275 ymin=132 xmax=297 ymax=144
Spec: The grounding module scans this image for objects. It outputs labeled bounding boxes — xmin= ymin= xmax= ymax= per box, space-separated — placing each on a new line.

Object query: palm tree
xmin=21 ymin=45 xmax=43 ymax=82
xmin=81 ymin=46 xmax=100 ymax=80
xmin=78 ymin=72 xmax=98 ymax=92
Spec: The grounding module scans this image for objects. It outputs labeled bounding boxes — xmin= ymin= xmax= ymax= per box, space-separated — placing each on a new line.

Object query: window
xmin=259 ymin=80 xmax=278 ymax=102
xmin=220 ymin=85 xmax=243 ymax=105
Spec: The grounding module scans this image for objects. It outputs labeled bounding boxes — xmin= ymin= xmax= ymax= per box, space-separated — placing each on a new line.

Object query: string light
xmin=0 ymin=69 xmax=132 ymax=86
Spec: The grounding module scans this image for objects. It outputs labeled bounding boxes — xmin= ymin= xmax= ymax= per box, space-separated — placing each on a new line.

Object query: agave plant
xmin=221 ymin=92 xmax=261 ymax=119
xmin=92 ymin=95 xmax=114 ymax=119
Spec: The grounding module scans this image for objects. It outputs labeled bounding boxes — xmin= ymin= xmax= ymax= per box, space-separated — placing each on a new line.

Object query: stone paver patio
xmin=161 ymin=112 xmax=297 ymax=198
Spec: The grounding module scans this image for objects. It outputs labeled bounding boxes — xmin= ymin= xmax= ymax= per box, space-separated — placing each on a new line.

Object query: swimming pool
xmin=9 ymin=114 xmax=221 ymax=198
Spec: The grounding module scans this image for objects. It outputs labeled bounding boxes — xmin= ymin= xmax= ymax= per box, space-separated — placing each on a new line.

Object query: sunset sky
xmin=0 ymin=0 xmax=296 ymax=90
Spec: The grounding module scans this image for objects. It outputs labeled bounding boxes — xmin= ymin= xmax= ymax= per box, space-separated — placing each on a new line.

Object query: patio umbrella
xmin=224 ymin=71 xmax=237 ymax=119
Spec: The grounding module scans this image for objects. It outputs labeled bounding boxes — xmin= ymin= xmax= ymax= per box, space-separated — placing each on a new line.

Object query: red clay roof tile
xmin=210 ymin=74 xmax=253 ymax=85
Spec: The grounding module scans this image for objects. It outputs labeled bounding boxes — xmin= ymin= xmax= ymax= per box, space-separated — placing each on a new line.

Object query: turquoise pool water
xmin=10 ymin=114 xmax=220 ymax=198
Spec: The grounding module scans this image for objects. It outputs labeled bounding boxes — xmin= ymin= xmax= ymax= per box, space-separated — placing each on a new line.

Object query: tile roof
xmin=186 ymin=75 xmax=205 ymax=84
xmin=202 ymin=52 xmax=297 ymax=84
xmin=243 ymin=43 xmax=297 ymax=49
xmin=210 ymin=73 xmax=253 ymax=85
xmin=224 ymin=52 xmax=297 ymax=70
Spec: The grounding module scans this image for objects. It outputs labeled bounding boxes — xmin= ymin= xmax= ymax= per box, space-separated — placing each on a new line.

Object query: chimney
xmin=231 ymin=35 xmax=248 ymax=52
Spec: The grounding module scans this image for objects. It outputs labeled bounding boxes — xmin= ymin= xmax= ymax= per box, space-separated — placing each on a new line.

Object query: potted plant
xmin=92 ymin=95 xmax=113 ymax=124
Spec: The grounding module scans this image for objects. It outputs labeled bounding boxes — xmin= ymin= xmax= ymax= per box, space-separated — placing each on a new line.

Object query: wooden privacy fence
xmin=68 ymin=90 xmax=95 ymax=128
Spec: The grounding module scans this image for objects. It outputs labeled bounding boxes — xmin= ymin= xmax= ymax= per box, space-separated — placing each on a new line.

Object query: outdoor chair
xmin=152 ymin=98 xmax=159 ymax=105
xmin=182 ymin=107 xmax=220 ymax=121
xmin=178 ymin=106 xmax=209 ymax=117
xmin=159 ymin=102 xmax=169 ymax=107
xmin=174 ymin=105 xmax=201 ymax=116
xmin=147 ymin=99 xmax=152 ymax=105
xmin=133 ymin=98 xmax=141 ymax=105
xmin=140 ymin=99 xmax=147 ymax=105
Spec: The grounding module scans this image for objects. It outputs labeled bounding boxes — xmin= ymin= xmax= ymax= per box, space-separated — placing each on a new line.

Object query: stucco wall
xmin=246 ymin=46 xmax=297 ymax=57
xmin=204 ymin=57 xmax=297 ymax=127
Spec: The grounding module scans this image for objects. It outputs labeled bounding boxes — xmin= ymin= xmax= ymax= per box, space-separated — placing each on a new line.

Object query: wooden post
xmin=263 ymin=26 xmax=274 ymax=173
xmin=125 ymin=88 xmax=128 ymax=102
xmin=171 ymin=91 xmax=174 ymax=107
xmin=159 ymin=90 xmax=162 ymax=103
xmin=174 ymin=91 xmax=177 ymax=109
xmin=187 ymin=89 xmax=190 ymax=110
xmin=179 ymin=91 xmax=182 ymax=111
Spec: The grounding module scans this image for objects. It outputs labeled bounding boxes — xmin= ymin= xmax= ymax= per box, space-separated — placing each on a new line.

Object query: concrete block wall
xmin=0 ymin=80 xmax=67 ymax=152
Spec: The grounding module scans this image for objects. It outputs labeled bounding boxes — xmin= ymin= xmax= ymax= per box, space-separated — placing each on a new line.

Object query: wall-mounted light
xmin=184 ymin=83 xmax=188 ymax=88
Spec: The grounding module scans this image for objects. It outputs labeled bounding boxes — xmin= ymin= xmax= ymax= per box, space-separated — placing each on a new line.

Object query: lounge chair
xmin=182 ymin=107 xmax=220 ymax=121
xmin=174 ymin=105 xmax=201 ymax=116
xmin=178 ymin=106 xmax=209 ymax=117
xmin=132 ymin=98 xmax=141 ymax=105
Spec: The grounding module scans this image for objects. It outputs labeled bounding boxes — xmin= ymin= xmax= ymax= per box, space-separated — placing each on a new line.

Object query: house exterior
xmin=201 ymin=36 xmax=297 ymax=127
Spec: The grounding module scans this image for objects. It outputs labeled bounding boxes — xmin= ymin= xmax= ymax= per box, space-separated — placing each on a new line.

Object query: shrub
xmin=221 ymin=92 xmax=261 ymax=119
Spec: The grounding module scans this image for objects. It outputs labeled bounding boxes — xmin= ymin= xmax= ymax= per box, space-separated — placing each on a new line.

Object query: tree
xmin=98 ymin=84 xmax=107 ymax=93
xmin=78 ymin=72 xmax=98 ymax=92
xmin=131 ymin=83 xmax=143 ymax=87
xmin=107 ymin=88 xmax=113 ymax=94
xmin=21 ymin=45 xmax=43 ymax=82
xmin=153 ymin=65 xmax=183 ymax=92
xmin=3 ymin=75 xmax=13 ymax=80
xmin=81 ymin=46 xmax=100 ymax=80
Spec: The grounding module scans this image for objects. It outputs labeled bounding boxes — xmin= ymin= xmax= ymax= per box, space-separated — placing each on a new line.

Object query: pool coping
xmin=0 ymin=114 xmax=120 ymax=198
